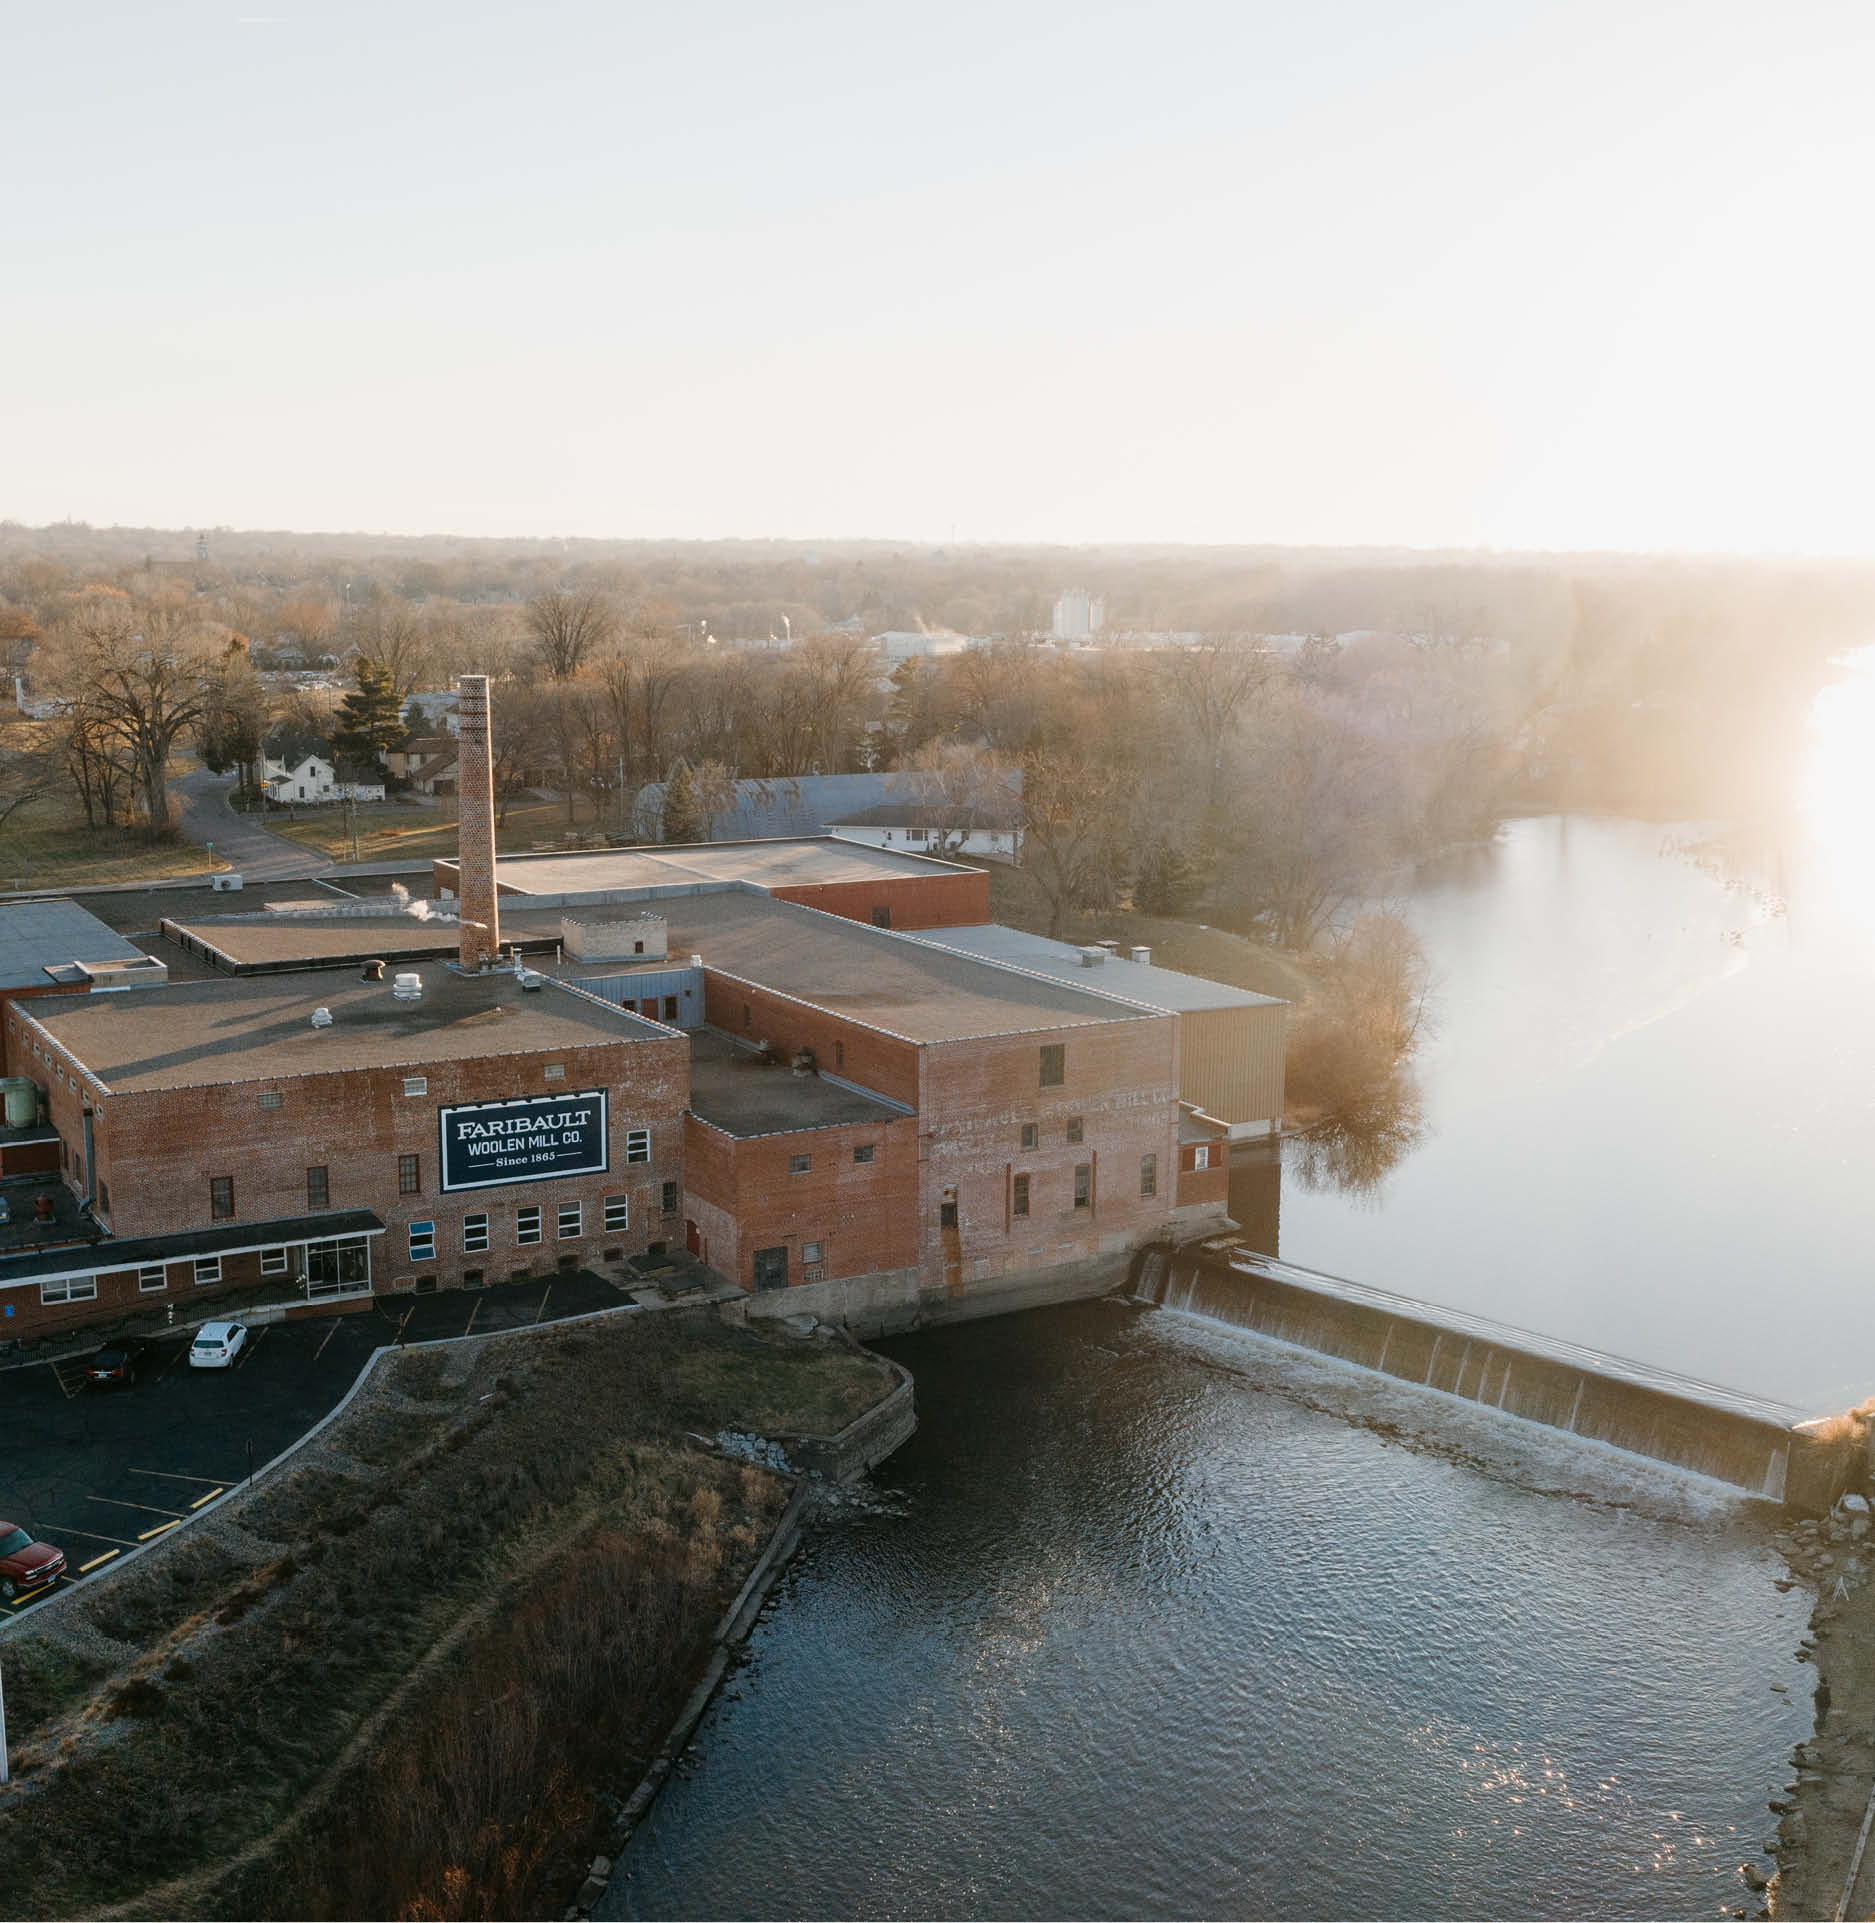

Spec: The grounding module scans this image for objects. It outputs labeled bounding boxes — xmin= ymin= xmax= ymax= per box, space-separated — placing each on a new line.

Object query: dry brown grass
xmin=0 ymin=1311 xmax=883 ymax=1921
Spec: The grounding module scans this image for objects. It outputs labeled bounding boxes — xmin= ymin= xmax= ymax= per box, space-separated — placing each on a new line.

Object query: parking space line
xmin=313 ymin=1320 xmax=341 ymax=1361
xmin=127 ymin=1468 xmax=234 ymax=1486
xmin=156 ymin=1344 xmax=188 ymax=1382
xmin=51 ymin=1363 xmax=83 ymax=1400
xmin=87 ymin=1496 xmax=188 ymax=1518
xmin=534 ymin=1284 xmax=552 ymax=1324
xmin=463 ymin=1297 xmax=482 ymax=1337
xmin=233 ymin=1327 xmax=269 ymax=1370
xmin=78 ymin=1549 xmax=120 ymax=1573
xmin=137 ymin=1519 xmax=181 ymax=1542
xmin=5 ymin=1586 xmax=57 ymax=1611
xmin=187 ymin=1487 xmax=224 ymax=1509
xmin=41 ymin=1524 xmax=141 ymax=1547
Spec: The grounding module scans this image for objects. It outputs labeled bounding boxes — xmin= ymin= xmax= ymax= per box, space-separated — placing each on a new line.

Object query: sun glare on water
xmin=1800 ymin=649 xmax=1875 ymax=942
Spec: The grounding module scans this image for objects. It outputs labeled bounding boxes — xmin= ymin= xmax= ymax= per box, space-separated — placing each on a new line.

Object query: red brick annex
xmin=0 ymin=680 xmax=1283 ymax=1346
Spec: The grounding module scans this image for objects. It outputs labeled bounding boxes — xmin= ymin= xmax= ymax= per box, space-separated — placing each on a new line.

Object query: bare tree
xmin=53 ymin=601 xmax=231 ymax=836
xmin=1019 ymin=749 xmax=1138 ymax=939
xmin=904 ymin=741 xmax=1017 ymax=855
xmin=527 ymin=589 xmax=617 ymax=680
xmin=1167 ymin=635 xmax=1272 ymax=811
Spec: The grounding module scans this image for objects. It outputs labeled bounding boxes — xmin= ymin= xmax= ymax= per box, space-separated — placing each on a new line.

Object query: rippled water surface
xmin=608 ymin=1303 xmax=1809 ymax=1921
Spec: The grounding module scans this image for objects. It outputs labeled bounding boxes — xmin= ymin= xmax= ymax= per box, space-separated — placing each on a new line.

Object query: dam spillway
xmin=1135 ymin=1242 xmax=1856 ymax=1514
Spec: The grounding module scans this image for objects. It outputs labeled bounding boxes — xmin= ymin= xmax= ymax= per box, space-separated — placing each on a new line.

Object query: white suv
xmin=189 ymin=1320 xmax=248 ymax=1369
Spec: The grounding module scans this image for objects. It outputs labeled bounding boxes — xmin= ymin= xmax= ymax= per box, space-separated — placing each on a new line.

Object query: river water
xmin=609 ymin=1305 xmax=1810 ymax=1920
xmin=606 ymin=659 xmax=1875 ymax=1918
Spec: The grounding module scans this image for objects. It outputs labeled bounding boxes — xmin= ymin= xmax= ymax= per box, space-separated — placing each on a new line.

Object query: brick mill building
xmin=0 ymin=677 xmax=1283 ymax=1343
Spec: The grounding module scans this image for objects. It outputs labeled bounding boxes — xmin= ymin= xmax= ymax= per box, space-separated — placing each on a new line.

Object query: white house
xmin=257 ymin=735 xmax=385 ymax=804
xmin=828 ymin=799 xmax=1023 ymax=864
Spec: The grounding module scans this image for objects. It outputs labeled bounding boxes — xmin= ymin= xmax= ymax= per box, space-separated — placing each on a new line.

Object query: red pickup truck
xmin=0 ymin=1522 xmax=65 ymax=1600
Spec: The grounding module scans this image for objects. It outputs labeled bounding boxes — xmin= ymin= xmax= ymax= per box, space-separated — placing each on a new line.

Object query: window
xmin=259 ymin=1090 xmax=283 ymax=1110
xmin=1073 ymin=1163 xmax=1091 ymax=1209
xmin=261 ymin=1248 xmax=289 ymax=1278
xmin=604 ymin=1195 xmax=628 ymax=1234
xmin=463 ymin=1213 xmax=490 ymax=1253
xmin=742 ymin=1002 xmax=752 ymax=1029
xmin=543 ymin=1063 xmax=565 ymax=1081
xmin=1066 ymin=1117 xmax=1084 ymax=1145
xmin=558 ymin=1202 xmax=582 ymax=1239
xmin=1140 ymin=1153 xmax=1158 ymax=1198
xmin=517 ymin=1206 xmax=542 ymax=1245
xmin=40 ymin=1275 xmax=97 ymax=1306
xmin=802 ymin=1239 xmax=823 ymax=1264
xmin=307 ymin=1165 xmax=329 ymax=1209
xmin=908 ymin=827 xmax=927 ymax=842
xmin=194 ymin=1256 xmax=222 ymax=1286
xmin=625 ymin=1129 xmax=651 ymax=1165
xmin=137 ymin=1264 xmax=167 ymax=1293
xmin=1019 ymin=1122 xmax=1038 ymax=1150
xmin=399 ymin=1154 xmax=421 ymax=1195
xmin=789 ymin=1153 xmax=811 ymax=1175
xmin=871 ymin=905 xmax=892 ymax=927
xmin=1039 ymin=1044 xmax=1065 ymax=1088
xmin=663 ymin=995 xmax=678 ymax=1022
xmin=661 ymin=1180 xmax=678 ymax=1214
xmin=210 ymin=1175 xmax=234 ymax=1220
xmin=1013 ymin=1173 xmax=1030 ymax=1217
xmin=409 ymin=1221 xmax=435 ymax=1261
xmin=853 ymin=1144 xmax=874 ymax=1165
xmin=835 ymin=1039 xmax=845 ymax=1068
xmin=306 ymin=1236 xmax=370 ymax=1300
xmin=1192 ymin=1144 xmax=1212 ymax=1171
xmin=403 ymin=1076 xmax=428 ymax=1097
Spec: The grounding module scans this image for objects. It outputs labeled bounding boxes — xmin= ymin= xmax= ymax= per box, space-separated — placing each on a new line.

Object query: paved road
xmin=171 ymin=767 xmax=330 ymax=881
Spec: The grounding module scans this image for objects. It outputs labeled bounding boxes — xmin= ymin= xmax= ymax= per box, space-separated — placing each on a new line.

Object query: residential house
xmin=256 ymin=733 xmax=386 ymax=804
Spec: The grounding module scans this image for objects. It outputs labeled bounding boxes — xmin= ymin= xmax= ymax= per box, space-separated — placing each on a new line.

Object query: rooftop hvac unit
xmin=1078 ymin=946 xmax=1106 ymax=967
xmin=310 ymin=1007 xmax=333 ymax=1028
xmin=1095 ymin=940 xmax=1120 ymax=955
xmin=1130 ymin=946 xmax=1152 ymax=965
xmin=517 ymin=969 xmax=545 ymax=991
xmin=391 ymin=972 xmax=423 ymax=1002
xmin=211 ymin=873 xmax=244 ymax=892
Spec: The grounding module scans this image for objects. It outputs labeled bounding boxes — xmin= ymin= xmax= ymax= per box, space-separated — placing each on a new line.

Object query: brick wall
xmin=917 ymin=1015 xmax=1182 ymax=1290
xmin=768 ymin=868 xmax=989 ymax=930
xmin=11 ymin=1014 xmax=690 ymax=1311
xmin=700 ymin=972 xmax=920 ymax=1107
xmin=683 ymin=1112 xmax=918 ymax=1291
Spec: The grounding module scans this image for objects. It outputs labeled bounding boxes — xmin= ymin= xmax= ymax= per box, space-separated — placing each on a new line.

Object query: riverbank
xmin=0 ymin=1307 xmax=897 ymax=1920
xmin=1770 ymin=1497 xmax=1875 ymax=1919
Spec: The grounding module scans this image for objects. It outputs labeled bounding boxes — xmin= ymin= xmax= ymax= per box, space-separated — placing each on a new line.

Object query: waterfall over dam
xmin=1134 ymin=1243 xmax=1857 ymax=1514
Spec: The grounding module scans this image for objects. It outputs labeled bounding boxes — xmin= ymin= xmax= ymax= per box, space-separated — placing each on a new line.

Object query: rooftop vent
xmin=392 ymin=972 xmax=423 ymax=1002
xmin=311 ymin=1006 xmax=333 ymax=1028
xmin=362 ymin=959 xmax=385 ymax=981
xmin=1095 ymin=940 xmax=1120 ymax=955
xmin=1130 ymin=946 xmax=1151 ymax=965
xmin=1078 ymin=946 xmax=1106 ymax=967
xmin=517 ymin=969 xmax=546 ymax=992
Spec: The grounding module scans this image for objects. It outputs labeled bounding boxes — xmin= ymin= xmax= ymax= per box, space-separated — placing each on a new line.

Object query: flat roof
xmin=0 ymin=899 xmax=154 ymax=992
xmin=556 ymin=894 xmax=1151 ymax=1042
xmin=158 ymin=905 xmax=580 ymax=972
xmin=0 ymin=1208 xmax=386 ymax=1291
xmin=25 ymin=962 xmax=671 ymax=1093
xmin=909 ymin=924 xmax=1285 ymax=1013
xmin=686 ymin=1028 xmax=907 ymax=1138
xmin=438 ymin=833 xmax=977 ymax=900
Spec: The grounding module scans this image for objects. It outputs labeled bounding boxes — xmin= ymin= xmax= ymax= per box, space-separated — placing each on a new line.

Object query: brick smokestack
xmin=455 ymin=675 xmax=501 ymax=970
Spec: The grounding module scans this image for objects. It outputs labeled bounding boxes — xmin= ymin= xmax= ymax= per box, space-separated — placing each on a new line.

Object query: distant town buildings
xmin=1051 ymin=589 xmax=1105 ymax=641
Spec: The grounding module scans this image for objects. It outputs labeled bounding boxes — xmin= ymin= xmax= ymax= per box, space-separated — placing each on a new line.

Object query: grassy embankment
xmin=0 ymin=1311 xmax=892 ymax=1921
xmin=261 ymin=793 xmax=608 ymax=865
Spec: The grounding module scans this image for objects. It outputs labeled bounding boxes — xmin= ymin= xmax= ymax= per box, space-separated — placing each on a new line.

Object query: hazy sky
xmin=10 ymin=0 xmax=1875 ymax=550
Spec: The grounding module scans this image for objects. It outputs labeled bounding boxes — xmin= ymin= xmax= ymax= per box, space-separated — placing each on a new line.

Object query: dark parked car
xmin=86 ymin=1338 xmax=158 ymax=1389
xmin=0 ymin=1521 xmax=65 ymax=1600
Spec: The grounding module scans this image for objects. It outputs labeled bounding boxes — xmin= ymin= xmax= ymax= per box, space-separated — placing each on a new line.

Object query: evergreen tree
xmin=333 ymin=658 xmax=407 ymax=769
xmin=1134 ymin=837 xmax=1197 ymax=915
xmin=661 ymin=762 xmax=702 ymax=843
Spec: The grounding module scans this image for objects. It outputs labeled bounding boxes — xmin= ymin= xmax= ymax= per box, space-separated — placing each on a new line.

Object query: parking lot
xmin=0 ymin=1269 xmax=631 ymax=1619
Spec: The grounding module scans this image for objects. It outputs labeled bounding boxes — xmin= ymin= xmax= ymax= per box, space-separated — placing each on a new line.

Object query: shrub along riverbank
xmin=0 ymin=1309 xmax=893 ymax=1921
